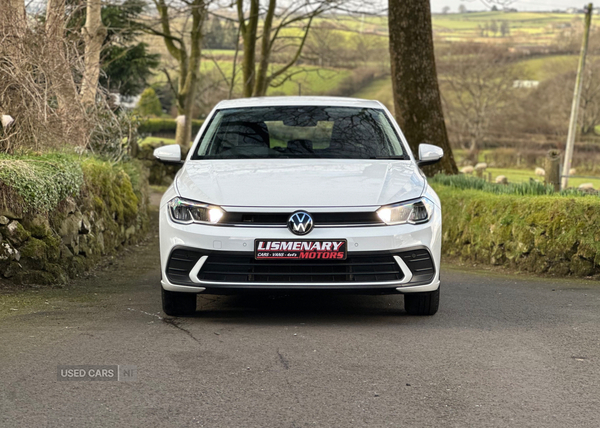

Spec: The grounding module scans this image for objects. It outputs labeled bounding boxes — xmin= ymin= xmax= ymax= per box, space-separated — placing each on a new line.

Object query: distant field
xmin=149 ymin=56 xmax=353 ymax=97
xmin=315 ymin=12 xmax=581 ymax=44
xmin=518 ymin=55 xmax=592 ymax=81
xmin=352 ymin=52 xmax=580 ymax=107
xmin=141 ymin=11 xmax=585 ymax=117
xmin=199 ymin=61 xmax=352 ymax=96
xmin=485 ymin=168 xmax=600 ymax=189
xmin=432 ymin=11 xmax=580 ymax=43
xmin=353 ymin=77 xmax=393 ymax=109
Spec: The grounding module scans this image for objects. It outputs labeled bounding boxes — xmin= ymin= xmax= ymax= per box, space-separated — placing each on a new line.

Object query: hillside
xmin=142 ymin=11 xmax=585 ymax=104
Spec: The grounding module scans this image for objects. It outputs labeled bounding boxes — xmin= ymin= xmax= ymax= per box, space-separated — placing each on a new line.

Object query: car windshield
xmin=192 ymin=106 xmax=408 ymax=160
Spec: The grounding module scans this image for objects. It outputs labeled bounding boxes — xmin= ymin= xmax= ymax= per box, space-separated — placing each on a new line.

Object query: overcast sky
xmin=430 ymin=0 xmax=585 ymax=13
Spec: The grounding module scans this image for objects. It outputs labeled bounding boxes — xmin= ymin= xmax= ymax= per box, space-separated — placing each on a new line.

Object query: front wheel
xmin=404 ymin=287 xmax=439 ymax=316
xmin=162 ymin=288 xmax=197 ymax=316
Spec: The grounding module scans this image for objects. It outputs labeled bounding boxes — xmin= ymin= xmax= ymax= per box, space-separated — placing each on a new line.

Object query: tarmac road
xmin=1 ymin=227 xmax=600 ymax=427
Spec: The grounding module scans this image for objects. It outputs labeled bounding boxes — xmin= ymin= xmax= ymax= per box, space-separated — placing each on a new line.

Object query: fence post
xmin=545 ymin=150 xmax=561 ymax=192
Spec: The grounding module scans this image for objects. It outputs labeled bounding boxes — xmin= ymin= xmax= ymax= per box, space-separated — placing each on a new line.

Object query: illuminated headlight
xmin=167 ymin=197 xmax=224 ymax=224
xmin=376 ymin=198 xmax=434 ymax=225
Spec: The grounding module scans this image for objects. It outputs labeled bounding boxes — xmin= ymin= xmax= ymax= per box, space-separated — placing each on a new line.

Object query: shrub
xmin=138 ymin=118 xmax=204 ymax=136
xmin=136 ymin=88 xmax=163 ymax=117
xmin=88 ymin=110 xmax=141 ymax=162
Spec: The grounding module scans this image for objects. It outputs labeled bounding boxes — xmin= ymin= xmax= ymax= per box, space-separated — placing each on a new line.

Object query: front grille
xmin=166 ymin=248 xmax=435 ymax=286
xmin=220 ymin=211 xmax=382 ymax=226
xmin=199 ymin=253 xmax=403 ymax=283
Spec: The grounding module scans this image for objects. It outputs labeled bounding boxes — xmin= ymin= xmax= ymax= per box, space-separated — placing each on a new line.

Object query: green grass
xmin=199 ymin=60 xmax=353 ymax=96
xmin=518 ymin=55 xmax=581 ymax=81
xmin=139 ymin=136 xmax=176 ymax=147
xmin=431 ymin=173 xmax=589 ymax=196
xmin=484 ymin=168 xmax=600 ymax=189
xmin=203 ymin=49 xmax=237 ymax=57
xmin=269 ymin=67 xmax=352 ymax=96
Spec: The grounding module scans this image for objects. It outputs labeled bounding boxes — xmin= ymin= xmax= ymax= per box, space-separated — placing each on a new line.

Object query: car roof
xmin=214 ymin=96 xmax=385 ymax=110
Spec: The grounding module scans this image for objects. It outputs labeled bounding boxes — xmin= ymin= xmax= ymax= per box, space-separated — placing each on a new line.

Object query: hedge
xmin=138 ymin=118 xmax=204 ymax=135
xmin=433 ymin=184 xmax=600 ymax=277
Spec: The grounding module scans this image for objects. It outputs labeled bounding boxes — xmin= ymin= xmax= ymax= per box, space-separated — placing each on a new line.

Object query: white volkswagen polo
xmin=154 ymin=97 xmax=443 ymax=316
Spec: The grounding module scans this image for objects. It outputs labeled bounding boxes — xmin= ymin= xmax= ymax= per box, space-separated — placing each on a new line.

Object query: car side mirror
xmin=417 ymin=144 xmax=444 ymax=167
xmin=153 ymin=144 xmax=182 ymax=164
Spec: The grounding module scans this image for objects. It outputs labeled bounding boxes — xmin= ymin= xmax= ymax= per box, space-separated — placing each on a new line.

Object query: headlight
xmin=167 ymin=197 xmax=224 ymax=224
xmin=376 ymin=198 xmax=434 ymax=225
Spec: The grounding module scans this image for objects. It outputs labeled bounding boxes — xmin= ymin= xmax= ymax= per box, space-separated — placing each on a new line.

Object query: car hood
xmin=175 ymin=159 xmax=426 ymax=208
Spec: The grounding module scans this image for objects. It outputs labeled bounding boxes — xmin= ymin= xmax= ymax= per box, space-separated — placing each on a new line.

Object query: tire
xmin=162 ymin=288 xmax=197 ymax=316
xmin=404 ymin=287 xmax=439 ymax=316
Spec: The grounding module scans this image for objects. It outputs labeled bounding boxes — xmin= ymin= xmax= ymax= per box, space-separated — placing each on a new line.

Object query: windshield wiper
xmin=369 ymin=156 xmax=408 ymax=160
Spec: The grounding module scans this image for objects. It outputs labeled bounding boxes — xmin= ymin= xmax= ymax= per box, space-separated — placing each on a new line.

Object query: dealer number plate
xmin=255 ymin=239 xmax=347 ymax=260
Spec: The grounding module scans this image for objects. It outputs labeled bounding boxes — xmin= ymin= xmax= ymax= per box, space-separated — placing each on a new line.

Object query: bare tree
xmin=235 ymin=0 xmax=368 ymax=97
xmin=500 ymin=20 xmax=510 ymax=37
xmin=81 ymin=0 xmax=107 ymax=105
xmin=1 ymin=5 xmax=93 ymax=152
xmin=46 ymin=0 xmax=81 ymax=116
xmin=440 ymin=44 xmax=518 ymax=153
xmin=490 ymin=20 xmax=498 ymax=37
xmin=388 ymin=0 xmax=458 ymax=175
xmin=477 ymin=0 xmax=516 ymax=9
xmin=2 ymin=0 xmax=27 ymax=36
xmin=304 ymin=24 xmax=352 ymax=68
xmin=143 ymin=0 xmax=208 ymax=149
xmin=578 ymin=61 xmax=600 ymax=135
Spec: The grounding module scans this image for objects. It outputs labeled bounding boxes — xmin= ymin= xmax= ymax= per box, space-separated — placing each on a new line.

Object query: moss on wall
xmin=434 ymin=184 xmax=600 ymax=277
xmin=0 ymin=154 xmax=149 ymax=286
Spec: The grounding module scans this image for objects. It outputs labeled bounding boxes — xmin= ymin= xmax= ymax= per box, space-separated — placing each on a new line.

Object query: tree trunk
xmin=388 ymin=0 xmax=458 ymax=176
xmin=46 ymin=0 xmax=80 ymax=114
xmin=253 ymin=0 xmax=276 ymax=97
xmin=46 ymin=0 xmax=86 ymax=146
xmin=167 ymin=0 xmax=205 ymax=150
xmin=81 ymin=0 xmax=107 ymax=106
xmin=238 ymin=0 xmax=259 ymax=97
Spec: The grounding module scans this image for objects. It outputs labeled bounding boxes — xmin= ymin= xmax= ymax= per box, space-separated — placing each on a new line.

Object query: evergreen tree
xmin=65 ymin=0 xmax=160 ymax=97
xmin=137 ymin=88 xmax=162 ymax=117
xmin=99 ymin=0 xmax=159 ymax=96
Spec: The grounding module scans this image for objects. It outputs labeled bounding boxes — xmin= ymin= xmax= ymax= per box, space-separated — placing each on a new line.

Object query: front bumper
xmin=159 ymin=208 xmax=441 ymax=294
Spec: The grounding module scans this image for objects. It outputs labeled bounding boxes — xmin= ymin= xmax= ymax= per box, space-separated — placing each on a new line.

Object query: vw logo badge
xmin=288 ymin=211 xmax=313 ymax=235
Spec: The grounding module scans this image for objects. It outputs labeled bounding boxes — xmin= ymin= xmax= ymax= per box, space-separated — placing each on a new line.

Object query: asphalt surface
xmin=1 ymin=227 xmax=600 ymax=427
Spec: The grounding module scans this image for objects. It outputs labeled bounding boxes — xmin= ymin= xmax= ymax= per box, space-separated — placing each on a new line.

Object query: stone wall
xmin=136 ymin=139 xmax=184 ymax=186
xmin=0 ymin=161 xmax=150 ymax=285
xmin=435 ymin=184 xmax=600 ymax=277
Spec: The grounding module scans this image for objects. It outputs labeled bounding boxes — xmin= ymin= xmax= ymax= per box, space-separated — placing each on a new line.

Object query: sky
xmin=430 ymin=0 xmax=586 ymax=13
